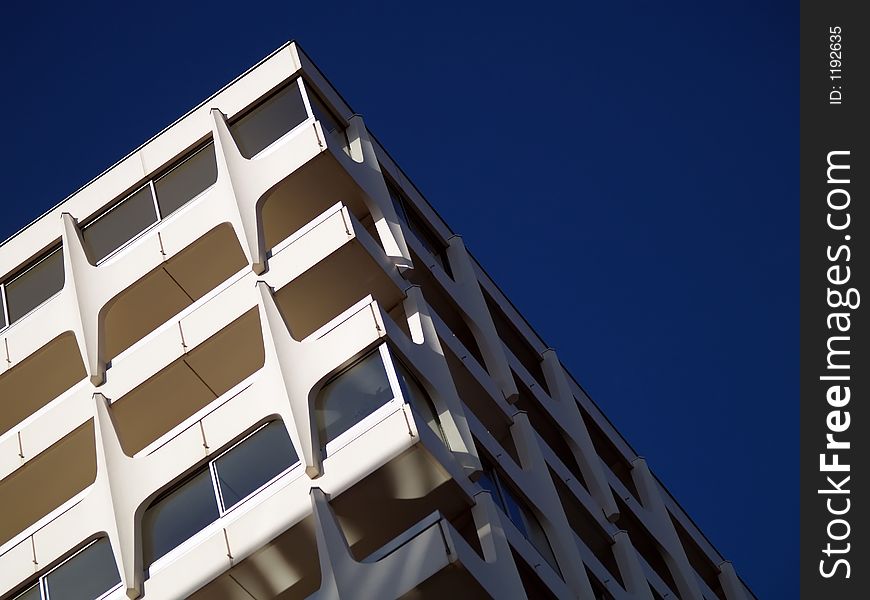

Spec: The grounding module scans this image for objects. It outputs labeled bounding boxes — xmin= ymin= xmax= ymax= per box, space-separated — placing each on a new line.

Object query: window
xmin=394 ymin=362 xmax=448 ymax=447
xmin=308 ymin=92 xmax=342 ymax=136
xmin=13 ymin=537 xmax=121 ymax=600
xmin=479 ymin=462 xmax=561 ymax=575
xmin=384 ymin=179 xmax=450 ymax=275
xmin=3 ymin=246 xmax=64 ymax=324
xmin=212 ymin=421 xmax=297 ymax=511
xmin=316 ymin=349 xmax=396 ymax=447
xmin=142 ymin=469 xmax=219 ymax=567
xmin=82 ymin=185 xmax=159 ymax=263
xmin=308 ymin=91 xmax=348 ymax=148
xmin=154 ymin=143 xmax=218 ymax=218
xmin=80 ymin=140 xmax=218 ymax=266
xmin=315 ymin=345 xmax=451 ymax=455
xmin=142 ymin=421 xmax=297 ymax=569
xmin=11 ymin=585 xmax=39 ymax=600
xmin=0 ymin=287 xmax=7 ymax=330
xmin=231 ymin=81 xmax=309 ymax=159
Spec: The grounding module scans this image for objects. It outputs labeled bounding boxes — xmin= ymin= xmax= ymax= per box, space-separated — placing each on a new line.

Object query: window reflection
xmin=395 ymin=362 xmax=448 ymax=447
xmin=142 ymin=421 xmax=299 ymax=571
xmin=479 ymin=461 xmax=561 ymax=575
xmin=231 ymin=82 xmax=309 ymax=159
xmin=142 ymin=469 xmax=219 ymax=567
xmin=214 ymin=422 xmax=297 ymax=511
xmin=12 ymin=584 xmax=39 ymax=600
xmin=385 ymin=179 xmax=450 ymax=275
xmin=44 ymin=538 xmax=121 ymax=600
xmin=82 ymin=185 xmax=159 ymax=263
xmin=13 ymin=537 xmax=121 ymax=600
xmin=5 ymin=247 xmax=64 ymax=323
xmin=316 ymin=351 xmax=395 ymax=447
xmin=155 ymin=143 xmax=217 ymax=218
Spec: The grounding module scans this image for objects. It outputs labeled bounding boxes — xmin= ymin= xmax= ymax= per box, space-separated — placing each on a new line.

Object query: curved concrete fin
xmin=92 ymin=393 xmax=141 ymax=598
xmin=510 ymin=413 xmax=596 ymax=598
xmin=469 ymin=492 xmax=527 ymax=599
xmin=631 ymin=458 xmax=704 ymax=600
xmin=310 ymin=487 xmax=349 ymax=600
xmin=209 ymin=109 xmax=265 ymax=274
xmin=255 ymin=281 xmax=318 ymax=477
xmin=718 ymin=560 xmax=750 ymax=600
xmin=612 ymin=530 xmax=655 ymax=600
xmin=403 ymin=285 xmax=481 ymax=475
xmin=345 ymin=115 xmax=412 ymax=272
xmin=541 ymin=348 xmax=620 ymax=522
xmin=60 ymin=213 xmax=105 ymax=386
xmin=445 ymin=235 xmax=518 ymax=403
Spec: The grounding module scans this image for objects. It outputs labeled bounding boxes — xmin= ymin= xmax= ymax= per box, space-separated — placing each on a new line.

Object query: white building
xmin=0 ymin=42 xmax=754 ymax=600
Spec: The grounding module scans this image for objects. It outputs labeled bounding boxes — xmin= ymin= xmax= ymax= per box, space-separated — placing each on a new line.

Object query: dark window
xmin=11 ymin=584 xmax=39 ymax=600
xmin=384 ymin=179 xmax=450 ymax=274
xmin=395 ymin=362 xmax=448 ymax=447
xmin=142 ymin=421 xmax=298 ymax=570
xmin=82 ymin=185 xmax=158 ymax=262
xmin=479 ymin=463 xmax=561 ymax=575
xmin=43 ymin=538 xmax=121 ymax=600
xmin=5 ymin=248 xmax=64 ymax=323
xmin=154 ymin=143 xmax=218 ymax=218
xmin=142 ymin=469 xmax=219 ymax=567
xmin=214 ymin=422 xmax=297 ymax=511
xmin=316 ymin=351 xmax=395 ymax=447
xmin=308 ymin=92 xmax=343 ymax=136
xmin=13 ymin=538 xmax=121 ymax=600
xmin=231 ymin=83 xmax=309 ymax=159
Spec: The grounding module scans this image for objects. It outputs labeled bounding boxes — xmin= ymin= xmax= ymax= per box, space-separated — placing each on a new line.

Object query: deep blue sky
xmin=1 ymin=2 xmax=796 ymax=597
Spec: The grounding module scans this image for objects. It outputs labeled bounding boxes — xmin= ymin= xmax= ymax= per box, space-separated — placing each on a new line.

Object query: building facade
xmin=0 ymin=43 xmax=753 ymax=600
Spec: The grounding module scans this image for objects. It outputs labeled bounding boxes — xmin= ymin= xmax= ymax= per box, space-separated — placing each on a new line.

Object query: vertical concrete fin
xmin=345 ymin=115 xmax=412 ymax=272
xmin=255 ymin=281 xmax=319 ymax=477
xmin=472 ymin=491 xmax=511 ymax=564
xmin=718 ymin=560 xmax=750 ymax=600
xmin=471 ymin=491 xmax=526 ymax=600
xmin=445 ymin=235 xmax=518 ymax=404
xmin=209 ymin=109 xmax=265 ymax=274
xmin=60 ymin=213 xmax=105 ymax=386
xmin=540 ymin=348 xmax=620 ymax=522
xmin=92 ymin=393 xmax=141 ymax=598
xmin=403 ymin=285 xmax=481 ymax=475
xmin=510 ymin=413 xmax=596 ymax=599
xmin=612 ymin=530 xmax=655 ymax=600
xmin=470 ymin=491 xmax=528 ymax=600
xmin=630 ymin=458 xmax=704 ymax=600
xmin=402 ymin=284 xmax=426 ymax=345
xmin=310 ymin=487 xmax=351 ymax=600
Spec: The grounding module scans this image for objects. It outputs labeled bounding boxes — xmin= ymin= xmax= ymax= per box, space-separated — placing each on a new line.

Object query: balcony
xmin=0 ymin=421 xmax=95 ymax=550
xmin=0 ymin=332 xmax=85 ymax=438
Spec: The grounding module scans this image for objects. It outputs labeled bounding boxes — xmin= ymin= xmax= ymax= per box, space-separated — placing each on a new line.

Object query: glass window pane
xmin=214 ymin=422 xmax=298 ymax=511
xmin=12 ymin=583 xmax=40 ymax=600
xmin=142 ymin=469 xmax=219 ymax=567
xmin=231 ymin=83 xmax=308 ymax=159
xmin=386 ymin=181 xmax=410 ymax=228
xmin=83 ymin=186 xmax=158 ymax=262
xmin=395 ymin=363 xmax=447 ymax=446
xmin=496 ymin=474 xmax=561 ymax=575
xmin=316 ymin=351 xmax=394 ymax=446
xmin=309 ymin=93 xmax=342 ymax=135
xmin=155 ymin=143 xmax=218 ymax=218
xmin=384 ymin=180 xmax=448 ymax=272
xmin=44 ymin=538 xmax=121 ymax=600
xmin=5 ymin=248 xmax=64 ymax=323
xmin=477 ymin=469 xmax=504 ymax=512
